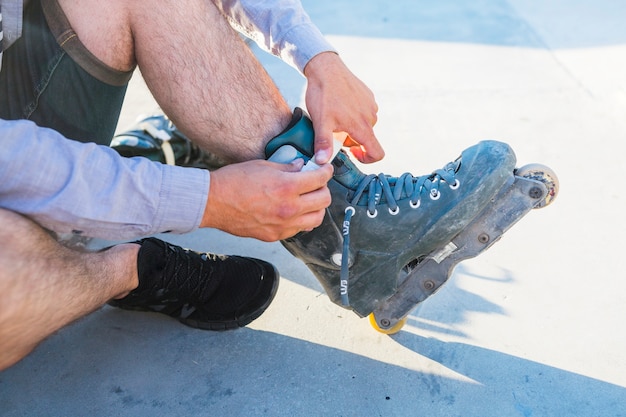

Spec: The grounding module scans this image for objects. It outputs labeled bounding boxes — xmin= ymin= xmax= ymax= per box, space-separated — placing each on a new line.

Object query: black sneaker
xmin=108 ymin=238 xmax=279 ymax=330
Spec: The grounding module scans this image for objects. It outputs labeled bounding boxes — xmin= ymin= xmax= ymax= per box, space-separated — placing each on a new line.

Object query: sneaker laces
xmin=158 ymin=243 xmax=225 ymax=303
xmin=339 ymin=161 xmax=461 ymax=307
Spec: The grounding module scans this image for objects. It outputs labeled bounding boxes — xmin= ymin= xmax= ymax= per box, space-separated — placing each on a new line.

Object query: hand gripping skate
xmin=266 ymin=109 xmax=558 ymax=334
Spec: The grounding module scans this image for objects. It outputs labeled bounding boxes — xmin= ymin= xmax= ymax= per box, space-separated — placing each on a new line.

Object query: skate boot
xmin=266 ymin=108 xmax=558 ymax=333
xmin=111 ymin=114 xmax=226 ymax=169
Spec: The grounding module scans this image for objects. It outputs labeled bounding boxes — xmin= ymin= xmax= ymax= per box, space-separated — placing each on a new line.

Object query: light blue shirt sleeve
xmin=213 ymin=0 xmax=337 ymax=72
xmin=0 ymin=119 xmax=210 ymax=240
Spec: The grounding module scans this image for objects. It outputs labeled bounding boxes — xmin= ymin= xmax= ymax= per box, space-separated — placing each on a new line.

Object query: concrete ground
xmin=2 ymin=1 xmax=626 ymax=416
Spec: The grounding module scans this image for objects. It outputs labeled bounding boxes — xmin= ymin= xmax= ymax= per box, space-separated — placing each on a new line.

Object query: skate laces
xmin=339 ymin=162 xmax=460 ymax=307
xmin=349 ymin=162 xmax=460 ymax=216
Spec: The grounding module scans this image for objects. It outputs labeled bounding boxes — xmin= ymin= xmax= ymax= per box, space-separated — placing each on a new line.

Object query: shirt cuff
xmin=277 ymin=22 xmax=338 ymax=73
xmin=153 ymin=165 xmax=210 ymax=234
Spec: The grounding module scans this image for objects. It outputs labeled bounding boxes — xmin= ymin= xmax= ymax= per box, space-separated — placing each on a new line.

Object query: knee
xmin=56 ymin=0 xmax=135 ymax=72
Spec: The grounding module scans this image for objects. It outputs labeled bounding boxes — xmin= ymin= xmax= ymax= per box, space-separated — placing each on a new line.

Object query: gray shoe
xmin=265 ymin=108 xmax=516 ymax=317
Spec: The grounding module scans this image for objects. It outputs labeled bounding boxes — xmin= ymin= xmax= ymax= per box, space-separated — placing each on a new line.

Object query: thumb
xmin=313 ymin=122 xmax=335 ymax=165
xmin=271 ymin=158 xmax=305 ymax=172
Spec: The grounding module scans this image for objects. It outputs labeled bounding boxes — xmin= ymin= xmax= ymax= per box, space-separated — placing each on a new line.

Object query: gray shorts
xmin=0 ymin=0 xmax=134 ymax=145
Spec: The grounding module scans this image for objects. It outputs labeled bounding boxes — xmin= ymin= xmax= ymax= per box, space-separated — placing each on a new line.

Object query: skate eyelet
xmin=449 ymin=179 xmax=460 ymax=190
xmin=388 ymin=206 xmax=400 ymax=215
xmin=410 ymin=200 xmax=421 ymax=209
xmin=430 ymin=190 xmax=441 ymax=200
xmin=367 ymin=209 xmax=378 ymax=218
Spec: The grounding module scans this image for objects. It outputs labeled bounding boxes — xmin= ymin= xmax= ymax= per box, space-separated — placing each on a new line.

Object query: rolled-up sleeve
xmin=213 ymin=0 xmax=337 ymax=73
xmin=0 ymin=118 xmax=209 ymax=240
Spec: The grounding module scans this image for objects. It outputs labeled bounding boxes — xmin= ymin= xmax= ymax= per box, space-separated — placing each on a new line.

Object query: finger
xmin=279 ymin=208 xmax=327 ymax=238
xmin=348 ymin=126 xmax=385 ymax=163
xmin=299 ymin=181 xmax=332 ymax=211
xmin=292 ymin=163 xmax=334 ymax=194
xmin=298 ymin=209 xmax=328 ymax=232
xmin=312 ymin=118 xmax=335 ymax=164
xmin=267 ymin=158 xmax=305 ymax=172
xmin=273 ymin=205 xmax=327 ymax=240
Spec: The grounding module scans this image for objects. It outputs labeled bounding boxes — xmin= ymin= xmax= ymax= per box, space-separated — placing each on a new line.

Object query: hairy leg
xmin=0 ymin=209 xmax=139 ymax=370
xmin=58 ymin=0 xmax=292 ymax=162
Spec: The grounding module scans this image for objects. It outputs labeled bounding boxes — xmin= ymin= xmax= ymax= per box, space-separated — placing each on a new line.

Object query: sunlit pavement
xmin=2 ymin=1 xmax=625 ymax=416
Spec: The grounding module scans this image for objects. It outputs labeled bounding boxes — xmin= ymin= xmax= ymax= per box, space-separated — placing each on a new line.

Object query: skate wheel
xmin=515 ymin=163 xmax=559 ymax=208
xmin=368 ymin=313 xmax=407 ymax=335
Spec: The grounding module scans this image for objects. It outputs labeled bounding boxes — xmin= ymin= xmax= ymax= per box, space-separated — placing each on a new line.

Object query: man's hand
xmin=201 ymin=160 xmax=333 ymax=241
xmin=304 ymin=52 xmax=385 ymax=164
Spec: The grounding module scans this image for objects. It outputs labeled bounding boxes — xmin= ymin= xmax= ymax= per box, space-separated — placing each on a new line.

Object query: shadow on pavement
xmin=1 ymin=304 xmax=623 ymax=417
xmin=404 ymin=264 xmax=514 ymax=339
xmin=391 ymin=331 xmax=626 ymax=417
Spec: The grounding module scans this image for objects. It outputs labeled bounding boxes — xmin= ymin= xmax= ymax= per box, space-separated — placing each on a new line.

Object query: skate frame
xmin=371 ymin=174 xmax=549 ymax=331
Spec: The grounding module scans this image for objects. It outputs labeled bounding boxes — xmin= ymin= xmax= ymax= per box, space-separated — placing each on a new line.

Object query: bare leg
xmin=0 ymin=208 xmax=139 ymax=370
xmin=58 ymin=0 xmax=292 ymax=162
